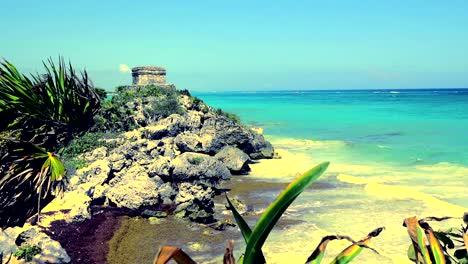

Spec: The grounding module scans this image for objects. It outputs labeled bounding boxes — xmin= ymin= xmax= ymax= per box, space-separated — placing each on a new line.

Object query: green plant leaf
xmin=226 ymin=195 xmax=253 ymax=241
xmin=243 ymin=161 xmax=330 ymax=264
xmin=330 ymin=227 xmax=385 ymax=264
xmin=305 ymin=235 xmax=356 ymax=264
xmin=424 ymin=224 xmax=446 ymax=264
xmin=226 ymin=195 xmax=266 ymax=264
xmin=405 ymin=217 xmax=433 ymax=264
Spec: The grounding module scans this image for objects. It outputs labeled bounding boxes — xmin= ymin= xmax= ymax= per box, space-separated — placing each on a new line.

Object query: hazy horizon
xmin=2 ymin=1 xmax=467 ymax=91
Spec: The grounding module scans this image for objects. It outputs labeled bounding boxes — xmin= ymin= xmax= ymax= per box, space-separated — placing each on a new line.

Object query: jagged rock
xmin=68 ymin=159 xmax=111 ymax=192
xmin=156 ymin=137 xmax=180 ymax=159
xmin=141 ymin=210 xmax=168 ymax=218
xmin=142 ymin=125 xmax=169 ymax=140
xmin=174 ymin=183 xmax=215 ymax=223
xmin=106 ymin=172 xmax=163 ymax=210
xmin=6 ymin=227 xmax=71 ymax=263
xmin=82 ymin=146 xmax=108 ymax=162
xmin=108 ymin=153 xmax=126 ymax=172
xmin=0 ymin=228 xmax=17 ymax=262
xmin=108 ymin=164 xmax=147 ymax=187
xmin=147 ymin=156 xmax=171 ymax=180
xmin=174 ymin=132 xmax=203 ymax=153
xmin=157 ymin=114 xmax=186 ymax=137
xmin=158 ymin=182 xmax=177 ymax=205
xmin=183 ymin=110 xmax=203 ymax=130
xmin=249 ymin=134 xmax=274 ymax=159
xmin=199 ymin=114 xmax=274 ymax=159
xmin=215 ymin=146 xmax=251 ymax=174
xmin=41 ymin=190 xmax=92 ymax=224
xmin=170 ymin=152 xmax=231 ymax=187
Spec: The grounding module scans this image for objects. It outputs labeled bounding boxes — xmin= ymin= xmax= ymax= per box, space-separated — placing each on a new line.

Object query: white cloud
xmin=119 ymin=64 xmax=131 ymax=73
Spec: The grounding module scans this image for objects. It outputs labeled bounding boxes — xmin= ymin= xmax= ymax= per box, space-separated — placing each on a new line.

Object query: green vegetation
xmin=93 ymin=85 xmax=185 ymax=132
xmin=188 ymin=157 xmax=204 ymax=165
xmin=66 ymin=157 xmax=88 ymax=170
xmin=0 ymin=57 xmax=101 ymax=228
xmin=216 ymin=108 xmax=241 ymax=123
xmin=61 ymin=132 xmax=109 ymax=159
xmin=144 ymin=95 xmax=184 ymax=118
xmin=13 ymin=245 xmax=41 ymax=261
xmin=404 ymin=215 xmax=468 ymax=263
xmin=94 ymin=87 xmax=108 ymax=100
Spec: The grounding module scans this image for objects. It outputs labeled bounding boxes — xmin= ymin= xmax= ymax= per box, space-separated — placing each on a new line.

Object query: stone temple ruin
xmin=130 ymin=66 xmax=175 ymax=89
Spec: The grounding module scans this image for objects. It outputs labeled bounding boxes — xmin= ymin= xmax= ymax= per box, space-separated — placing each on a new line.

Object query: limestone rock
xmin=174 ymin=132 xmax=203 ymax=153
xmin=214 ymin=146 xmax=251 ymax=174
xmin=106 ymin=174 xmax=163 ymax=210
xmin=170 ymin=152 xmax=231 ymax=187
xmin=147 ymin=156 xmax=171 ymax=180
xmin=0 ymin=227 xmax=71 ymax=264
xmin=157 ymin=182 xmax=177 ymax=205
xmin=174 ymin=183 xmax=215 ymax=223
xmin=82 ymin=146 xmax=108 ymax=162
xmin=68 ymin=159 xmax=111 ymax=192
xmin=199 ymin=114 xmax=274 ymax=159
xmin=40 ymin=190 xmax=92 ymax=224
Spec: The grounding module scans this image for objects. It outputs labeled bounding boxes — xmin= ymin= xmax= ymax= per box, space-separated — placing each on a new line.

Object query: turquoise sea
xmin=192 ymin=89 xmax=468 ymax=263
xmin=195 ymin=89 xmax=468 ymax=167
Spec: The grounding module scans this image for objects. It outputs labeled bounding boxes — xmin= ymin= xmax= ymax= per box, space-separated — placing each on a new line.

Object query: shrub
xmin=177 ymin=89 xmax=191 ymax=96
xmin=144 ymin=96 xmax=184 ymax=119
xmin=95 ymin=87 xmax=108 ymax=100
xmin=216 ymin=108 xmax=241 ymax=123
xmin=0 ymin=57 xmax=100 ymax=228
xmin=13 ymin=245 xmax=41 ymax=261
xmin=94 ymin=85 xmax=185 ymax=132
xmin=61 ymin=132 xmax=107 ymax=159
xmin=0 ymin=57 xmax=101 ymax=148
xmin=188 ymin=157 xmax=203 ymax=165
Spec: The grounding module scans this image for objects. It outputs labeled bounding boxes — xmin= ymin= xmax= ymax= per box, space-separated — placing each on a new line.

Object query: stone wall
xmin=132 ymin=66 xmax=167 ymax=86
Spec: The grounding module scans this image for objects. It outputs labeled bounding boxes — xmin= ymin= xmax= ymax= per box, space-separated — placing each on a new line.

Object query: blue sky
xmin=1 ymin=0 xmax=467 ymax=91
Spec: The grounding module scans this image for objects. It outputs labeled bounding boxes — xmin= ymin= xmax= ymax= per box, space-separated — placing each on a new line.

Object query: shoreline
xmin=39 ymin=138 xmax=468 ymax=264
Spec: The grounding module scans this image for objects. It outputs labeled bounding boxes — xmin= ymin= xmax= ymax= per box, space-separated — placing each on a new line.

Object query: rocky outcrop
xmin=215 ymin=146 xmax=251 ymax=174
xmin=199 ymin=113 xmax=274 ymax=159
xmin=0 ymin=226 xmax=70 ymax=264
xmin=43 ymin=93 xmax=274 ymax=229
xmin=170 ymin=152 xmax=231 ymax=186
xmin=174 ymin=183 xmax=215 ymax=223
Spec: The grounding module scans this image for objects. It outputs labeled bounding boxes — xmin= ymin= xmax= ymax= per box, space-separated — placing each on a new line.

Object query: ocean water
xmin=193 ymin=89 xmax=468 ymax=263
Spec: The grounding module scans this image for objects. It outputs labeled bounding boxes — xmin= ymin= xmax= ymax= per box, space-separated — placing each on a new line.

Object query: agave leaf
xmin=434 ymin=231 xmax=455 ymax=250
xmin=243 ymin=162 xmax=330 ymax=264
xmin=226 ymin=194 xmax=266 ymax=263
xmin=420 ymin=221 xmax=446 ymax=264
xmin=226 ymin=194 xmax=253 ymax=241
xmin=408 ymin=244 xmax=418 ymax=263
xmin=154 ymin=246 xmax=196 ymax=264
xmin=330 ymin=227 xmax=385 ymax=264
xmin=305 ymin=235 xmax=356 ymax=264
xmin=405 ymin=217 xmax=432 ymax=264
